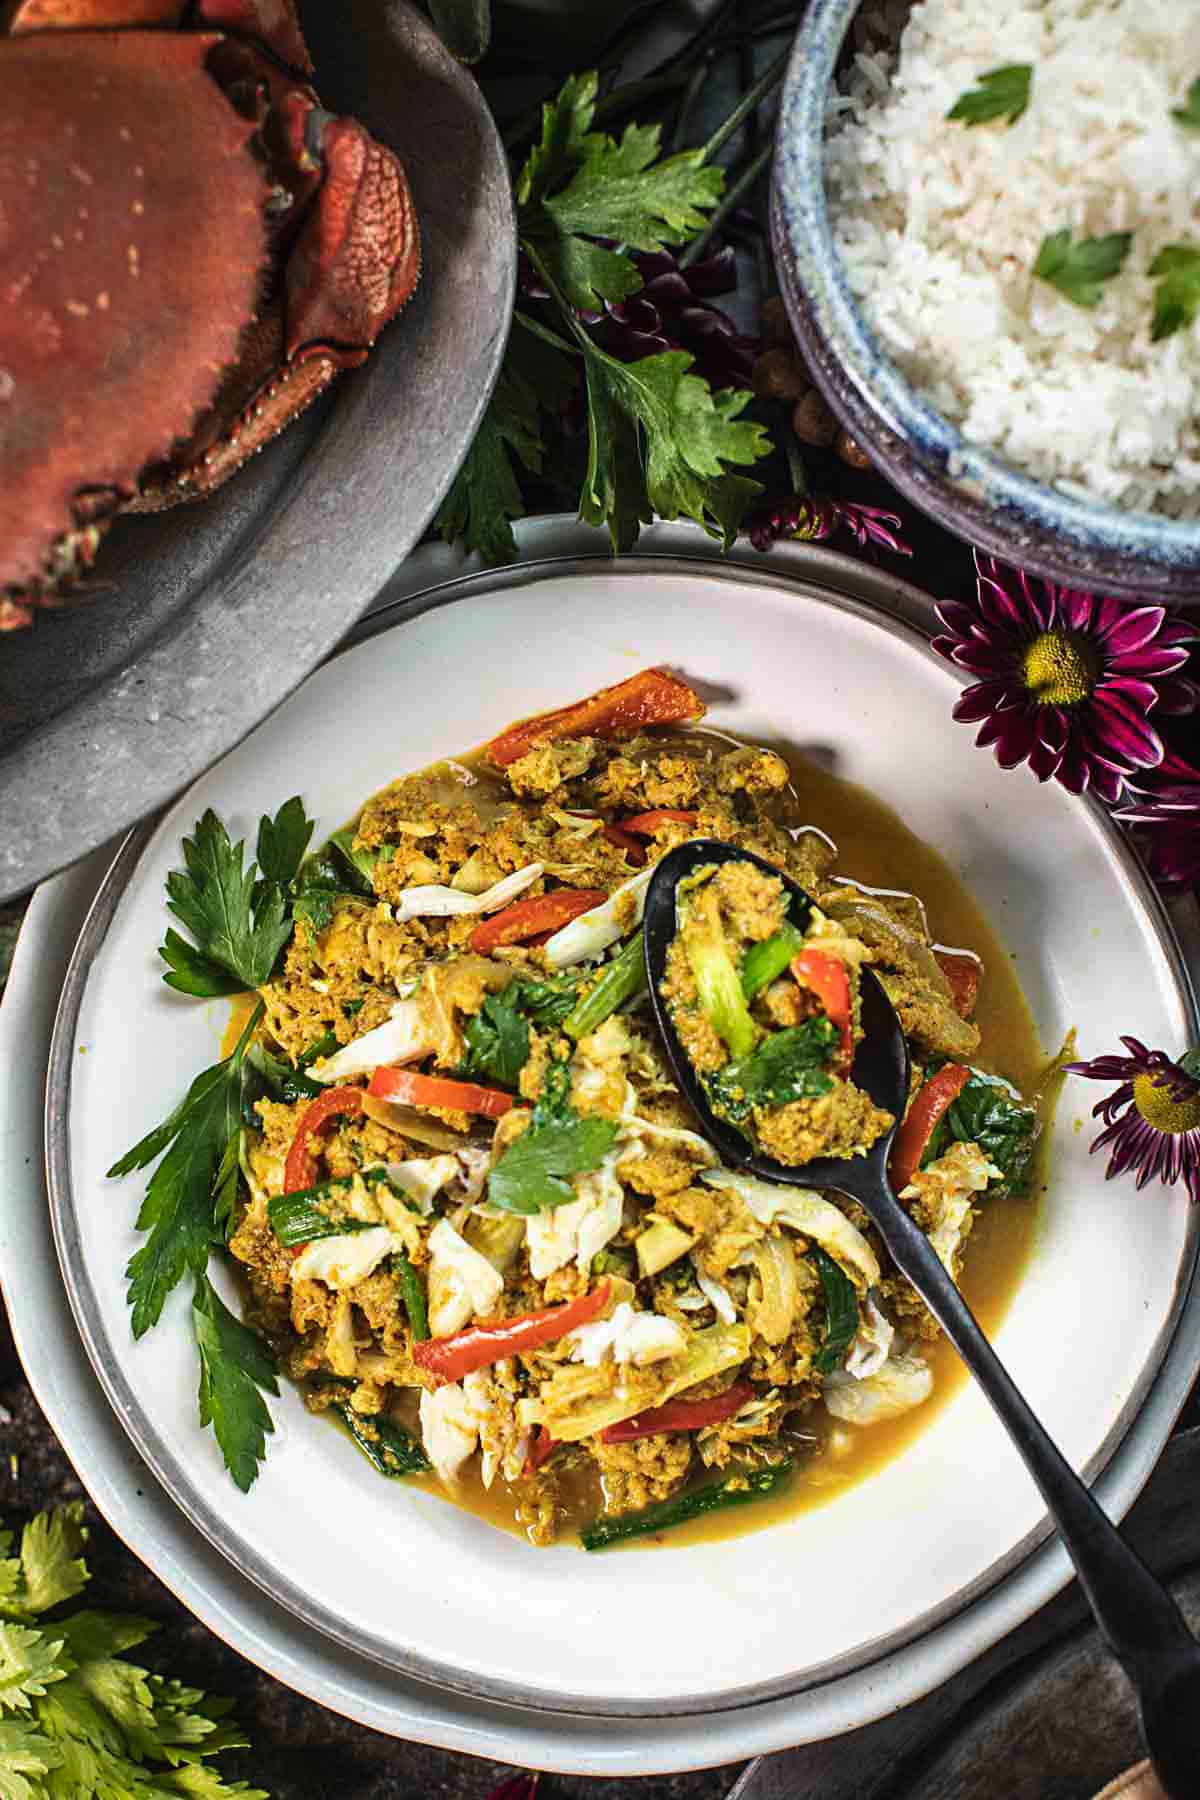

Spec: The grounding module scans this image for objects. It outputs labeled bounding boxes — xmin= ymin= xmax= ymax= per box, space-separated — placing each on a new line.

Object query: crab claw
xmin=195 ymin=0 xmax=311 ymax=76
xmin=281 ymin=103 xmax=421 ymax=368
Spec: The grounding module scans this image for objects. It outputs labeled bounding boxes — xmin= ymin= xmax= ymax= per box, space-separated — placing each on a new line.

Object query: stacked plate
xmin=6 ymin=518 xmax=1200 ymax=1772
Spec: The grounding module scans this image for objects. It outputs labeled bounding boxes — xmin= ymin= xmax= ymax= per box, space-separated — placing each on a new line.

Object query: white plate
xmin=41 ymin=521 xmax=1200 ymax=1726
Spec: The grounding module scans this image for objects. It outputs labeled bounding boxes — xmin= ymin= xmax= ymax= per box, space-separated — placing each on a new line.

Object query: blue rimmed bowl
xmin=769 ymin=0 xmax=1200 ymax=601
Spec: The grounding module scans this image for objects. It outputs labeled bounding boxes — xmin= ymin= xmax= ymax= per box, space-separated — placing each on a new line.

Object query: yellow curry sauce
xmin=224 ymin=720 xmax=1058 ymax=1551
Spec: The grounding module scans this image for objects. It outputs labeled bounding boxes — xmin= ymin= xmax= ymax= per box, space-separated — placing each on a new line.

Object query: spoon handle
xmin=873 ymin=1200 xmax=1200 ymax=1793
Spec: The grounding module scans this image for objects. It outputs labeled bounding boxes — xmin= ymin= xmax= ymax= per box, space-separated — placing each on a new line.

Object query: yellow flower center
xmin=1021 ymin=631 xmax=1097 ymax=707
xmin=1133 ymin=1073 xmax=1200 ymax=1135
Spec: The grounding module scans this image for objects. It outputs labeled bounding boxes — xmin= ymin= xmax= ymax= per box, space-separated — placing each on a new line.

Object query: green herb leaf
xmin=460 ymin=989 xmax=531 ymax=1089
xmin=810 ymin=1245 xmax=859 ymax=1374
xmin=926 ymin=1070 xmax=1038 ymax=1195
xmin=428 ymin=0 xmax=490 ymax=62
xmin=1033 ymin=228 xmax=1132 ymax=309
xmin=510 ymin=970 xmax=584 ymax=1029
xmin=1171 ymin=77 xmax=1200 ymax=130
xmin=0 ymin=1717 xmax=57 ymax=1798
xmin=159 ymin=807 xmax=307 ymax=995
xmin=255 ymin=795 xmax=314 ymax=887
xmin=394 ymin=1253 xmax=430 ymax=1341
xmin=0 ymin=1620 xmax=66 ymax=1711
xmin=192 ymin=1272 xmax=278 ymax=1494
xmin=947 ymin=63 xmax=1032 ymax=127
xmin=334 ymin=1403 xmax=431 ymax=1477
xmin=14 ymin=1508 xmax=88 ymax=1618
xmin=435 ymin=311 xmax=577 ymax=565
xmin=114 ymin=1023 xmax=254 ymax=1338
xmin=709 ymin=1017 xmax=837 ymax=1127
xmin=488 ymin=1051 xmax=618 ymax=1214
xmin=577 ymin=336 xmax=768 ymax=552
xmin=1149 ymin=243 xmax=1200 ymax=341
xmin=581 ymin=1460 xmax=792 ymax=1550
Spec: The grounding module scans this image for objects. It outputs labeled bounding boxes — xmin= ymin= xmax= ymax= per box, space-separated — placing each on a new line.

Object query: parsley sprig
xmin=487 ymin=1047 xmax=619 ymax=1215
xmin=1149 ymin=244 xmax=1200 ymax=342
xmin=1033 ymin=228 xmax=1132 ymax=308
xmin=436 ymin=69 xmax=772 ymax=564
xmin=947 ymin=64 xmax=1032 ymax=128
xmin=0 ymin=1504 xmax=266 ymax=1798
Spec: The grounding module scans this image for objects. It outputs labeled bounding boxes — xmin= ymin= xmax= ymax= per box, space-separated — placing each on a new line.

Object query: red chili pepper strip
xmin=368 ymin=1065 xmax=514 ymax=1120
xmin=283 ymin=1086 xmax=364 ymax=1194
xmin=484 ymin=669 xmax=705 ymax=768
xmin=525 ymin=1426 xmax=560 ymax=1474
xmin=603 ymin=822 xmax=647 ymax=865
xmin=412 ymin=1283 xmax=611 ymax=1387
xmin=599 ymin=1380 xmax=757 ymax=1445
xmin=790 ymin=949 xmax=854 ymax=1066
xmin=934 ymin=949 xmax=981 ymax=1020
xmin=619 ymin=809 xmax=699 ymax=835
xmin=468 ymin=888 xmax=607 ymax=955
xmin=889 ymin=1063 xmax=972 ymax=1193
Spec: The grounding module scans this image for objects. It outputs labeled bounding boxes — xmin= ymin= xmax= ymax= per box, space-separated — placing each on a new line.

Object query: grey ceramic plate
xmin=0 ymin=0 xmax=514 ymax=905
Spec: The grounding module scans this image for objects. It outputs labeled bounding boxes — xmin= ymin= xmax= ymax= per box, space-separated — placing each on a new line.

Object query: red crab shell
xmin=0 ymin=0 xmax=421 ymax=628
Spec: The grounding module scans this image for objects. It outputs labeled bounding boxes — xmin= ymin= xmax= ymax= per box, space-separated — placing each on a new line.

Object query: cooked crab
xmin=0 ymin=0 xmax=421 ymax=628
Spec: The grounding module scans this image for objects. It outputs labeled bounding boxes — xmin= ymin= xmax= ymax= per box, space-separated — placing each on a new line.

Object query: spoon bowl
xmin=641 ymin=838 xmax=1200 ymax=1800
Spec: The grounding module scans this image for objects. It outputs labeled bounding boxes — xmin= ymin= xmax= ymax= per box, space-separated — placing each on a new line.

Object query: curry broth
xmin=230 ymin=733 xmax=1056 ymax=1550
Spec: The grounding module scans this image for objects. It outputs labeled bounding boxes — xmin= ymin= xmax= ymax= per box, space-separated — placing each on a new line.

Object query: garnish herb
xmin=1033 ymin=228 xmax=1132 ymax=309
xmin=922 ymin=1068 xmax=1038 ymax=1195
xmin=394 ymin=1252 xmax=430 ymax=1341
xmin=335 ymin=1403 xmax=431 ymax=1478
xmin=580 ymin=1460 xmax=792 ymax=1550
xmin=487 ymin=1049 xmax=619 ymax=1215
xmin=0 ymin=1503 xmax=266 ymax=1798
xmin=436 ymin=71 xmax=770 ymax=563
xmin=245 ymin=1038 xmax=322 ymax=1105
xmin=193 ymin=1271 xmax=279 ymax=1493
xmin=1171 ymin=77 xmax=1200 ymax=131
xmin=947 ymin=63 xmax=1032 ymax=128
xmin=1149 ymin=244 xmax=1200 ymax=342
xmin=460 ymin=988 xmax=534 ymax=1088
xmin=810 ymin=1245 xmax=860 ymax=1375
xmin=709 ymin=1017 xmax=837 ymax=1127
xmin=159 ymin=800 xmax=312 ymax=996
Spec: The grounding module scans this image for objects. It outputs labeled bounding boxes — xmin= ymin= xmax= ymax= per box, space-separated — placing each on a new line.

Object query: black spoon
xmin=642 ymin=839 xmax=1200 ymax=1797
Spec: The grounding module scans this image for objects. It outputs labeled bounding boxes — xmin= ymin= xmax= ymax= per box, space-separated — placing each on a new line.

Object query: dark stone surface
xmin=0 ymin=1297 xmax=741 ymax=1799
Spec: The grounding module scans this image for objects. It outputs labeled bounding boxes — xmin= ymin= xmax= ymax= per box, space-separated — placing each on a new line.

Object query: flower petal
xmin=953 ymin=679 xmax=1013 ymax=724
xmin=1094 ymin=604 xmax=1168 ymax=660
xmin=1088 ymin=689 xmax=1165 ymax=769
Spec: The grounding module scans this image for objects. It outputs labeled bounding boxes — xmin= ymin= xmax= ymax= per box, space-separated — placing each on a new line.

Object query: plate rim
xmin=0 ymin=0 xmax=516 ymax=906
xmin=45 ymin=545 xmax=1200 ymax=1719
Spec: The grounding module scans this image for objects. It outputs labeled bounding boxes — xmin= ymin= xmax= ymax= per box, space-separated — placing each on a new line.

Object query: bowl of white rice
xmin=770 ymin=0 xmax=1200 ymax=598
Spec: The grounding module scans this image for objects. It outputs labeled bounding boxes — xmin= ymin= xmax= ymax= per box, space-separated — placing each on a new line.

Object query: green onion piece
xmin=334 ymin=1403 xmax=430 ymax=1477
xmin=564 ymin=930 xmax=648 ymax=1039
xmin=267 ymin=1183 xmax=366 ymax=1248
xmin=681 ymin=879 xmax=757 ymax=1059
xmin=581 ymin=1461 xmax=792 ymax=1551
xmin=810 ymin=1245 xmax=859 ymax=1374
xmin=394 ymin=1252 xmax=430 ymax=1340
xmin=740 ymin=922 xmax=806 ymax=1000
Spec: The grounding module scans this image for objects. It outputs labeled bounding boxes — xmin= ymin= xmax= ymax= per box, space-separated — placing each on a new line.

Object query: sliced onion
xmin=391 ymin=861 xmax=544 ymax=923
xmin=309 ymin=1000 xmax=430 ymax=1083
xmin=359 ymin=1094 xmax=466 ymax=1150
xmin=544 ymin=866 xmax=654 ymax=969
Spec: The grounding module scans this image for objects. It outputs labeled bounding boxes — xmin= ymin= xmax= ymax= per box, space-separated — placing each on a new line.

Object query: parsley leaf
xmin=435 ymin=312 xmax=577 ymax=564
xmin=291 ymin=846 xmax=360 ymax=936
xmin=160 ymin=802 xmax=312 ymax=995
xmin=460 ymin=989 xmax=531 ymax=1089
xmin=520 ymin=76 xmax=723 ymax=310
xmin=1033 ymin=228 xmax=1132 ymax=308
xmin=193 ymin=1273 xmax=278 ymax=1494
xmin=1149 ymin=243 xmax=1200 ymax=341
xmin=577 ymin=334 xmax=769 ymax=551
xmin=0 ymin=1717 xmax=56 ymax=1798
xmin=110 ymin=1005 xmax=260 ymax=1337
xmin=1172 ymin=77 xmax=1200 ymax=130
xmin=14 ymin=1510 xmax=88 ymax=1618
xmin=922 ymin=1069 xmax=1038 ymax=1195
xmin=487 ymin=1047 xmax=618 ymax=1215
xmin=947 ymin=64 xmax=1032 ymax=128
xmin=709 ymin=1016 xmax=837 ymax=1127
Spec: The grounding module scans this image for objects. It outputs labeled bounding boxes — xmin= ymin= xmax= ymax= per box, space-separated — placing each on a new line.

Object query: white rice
xmin=821 ymin=0 xmax=1200 ymax=516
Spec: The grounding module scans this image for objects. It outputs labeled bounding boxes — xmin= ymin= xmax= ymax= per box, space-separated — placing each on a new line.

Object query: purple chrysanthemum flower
xmin=932 ymin=554 xmax=1199 ymax=803
xmin=746 ymin=495 xmax=912 ymax=558
xmin=486 ymin=1777 xmax=538 ymax=1800
xmin=1114 ymin=751 xmax=1200 ymax=895
xmin=1066 ymin=1038 xmax=1200 ymax=1205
